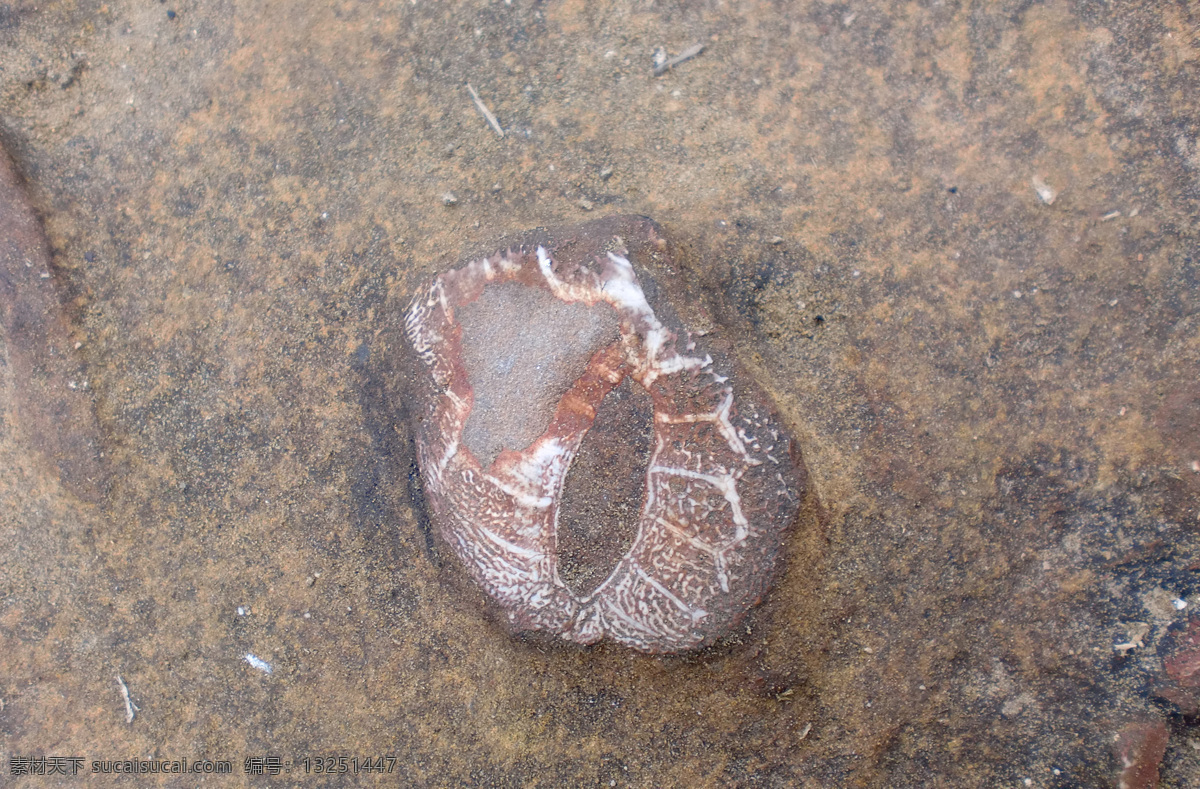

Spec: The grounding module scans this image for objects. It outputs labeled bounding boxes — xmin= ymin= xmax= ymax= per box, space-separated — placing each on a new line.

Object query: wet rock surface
xmin=0 ymin=149 xmax=106 ymax=501
xmin=1 ymin=0 xmax=1197 ymax=785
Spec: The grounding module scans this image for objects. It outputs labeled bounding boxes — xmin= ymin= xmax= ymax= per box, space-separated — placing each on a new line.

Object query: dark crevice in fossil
xmin=556 ymin=376 xmax=654 ymax=598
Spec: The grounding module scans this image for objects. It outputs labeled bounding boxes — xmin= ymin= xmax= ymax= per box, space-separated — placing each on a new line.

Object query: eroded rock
xmin=0 ymin=148 xmax=106 ymax=502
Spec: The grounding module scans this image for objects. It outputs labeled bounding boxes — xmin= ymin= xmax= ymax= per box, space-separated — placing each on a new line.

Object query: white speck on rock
xmin=244 ymin=653 xmax=272 ymax=674
xmin=1031 ymin=175 xmax=1057 ymax=205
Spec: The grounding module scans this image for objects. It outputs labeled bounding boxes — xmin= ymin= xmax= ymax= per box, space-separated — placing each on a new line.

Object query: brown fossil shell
xmin=403 ymin=215 xmax=804 ymax=653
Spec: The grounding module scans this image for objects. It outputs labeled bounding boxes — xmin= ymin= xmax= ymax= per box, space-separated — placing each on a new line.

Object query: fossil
xmin=403 ymin=215 xmax=804 ymax=653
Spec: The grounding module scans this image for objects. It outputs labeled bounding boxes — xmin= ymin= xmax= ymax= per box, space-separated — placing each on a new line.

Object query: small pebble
xmin=1031 ymin=175 xmax=1057 ymax=205
xmin=441 ymin=192 xmax=458 ymax=206
xmin=578 ymin=197 xmax=594 ymax=211
xmin=599 ymin=166 xmax=614 ymax=181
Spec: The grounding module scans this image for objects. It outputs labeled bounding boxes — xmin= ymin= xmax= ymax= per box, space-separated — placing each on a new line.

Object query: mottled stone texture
xmin=0 ymin=149 xmax=105 ymax=501
xmin=404 ymin=216 xmax=803 ymax=653
xmin=1 ymin=0 xmax=1198 ymax=786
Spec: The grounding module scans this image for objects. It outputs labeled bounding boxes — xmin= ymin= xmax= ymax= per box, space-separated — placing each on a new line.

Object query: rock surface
xmin=0 ymin=149 xmax=106 ymax=501
xmin=1 ymin=0 xmax=1197 ymax=786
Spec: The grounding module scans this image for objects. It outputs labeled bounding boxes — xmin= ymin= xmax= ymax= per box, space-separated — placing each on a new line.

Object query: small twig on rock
xmin=653 ymin=43 xmax=705 ymax=76
xmin=115 ymin=675 xmax=138 ymax=724
xmin=466 ymin=83 xmax=504 ymax=138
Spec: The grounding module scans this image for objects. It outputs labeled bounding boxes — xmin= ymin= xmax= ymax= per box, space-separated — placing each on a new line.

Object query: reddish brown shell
xmin=404 ymin=216 xmax=803 ymax=653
